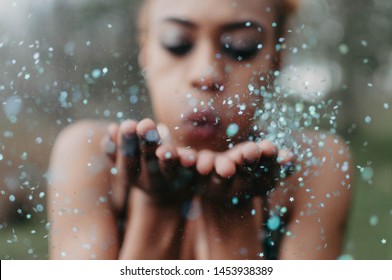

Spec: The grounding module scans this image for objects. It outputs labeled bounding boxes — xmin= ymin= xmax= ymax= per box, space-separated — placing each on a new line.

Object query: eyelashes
xmin=163 ymin=41 xmax=261 ymax=61
xmin=163 ymin=41 xmax=193 ymax=56
xmin=222 ymin=43 xmax=260 ymax=60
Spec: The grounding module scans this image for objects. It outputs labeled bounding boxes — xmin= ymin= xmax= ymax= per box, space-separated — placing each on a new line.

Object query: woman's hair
xmin=136 ymin=0 xmax=299 ymax=47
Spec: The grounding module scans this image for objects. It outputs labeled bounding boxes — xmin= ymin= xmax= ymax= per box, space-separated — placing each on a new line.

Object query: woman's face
xmin=141 ymin=0 xmax=278 ymax=151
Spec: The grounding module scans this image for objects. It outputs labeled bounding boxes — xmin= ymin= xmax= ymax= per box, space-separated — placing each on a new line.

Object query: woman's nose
xmin=189 ymin=43 xmax=225 ymax=92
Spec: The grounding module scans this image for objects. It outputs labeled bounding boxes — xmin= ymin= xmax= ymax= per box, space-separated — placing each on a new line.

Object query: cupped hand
xmin=195 ymin=140 xmax=296 ymax=207
xmin=103 ymin=118 xmax=198 ymax=210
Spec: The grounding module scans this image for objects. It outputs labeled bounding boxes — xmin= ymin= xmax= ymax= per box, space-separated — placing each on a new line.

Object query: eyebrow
xmin=163 ymin=18 xmax=264 ymax=31
xmin=222 ymin=21 xmax=264 ymax=31
xmin=163 ymin=18 xmax=197 ymax=28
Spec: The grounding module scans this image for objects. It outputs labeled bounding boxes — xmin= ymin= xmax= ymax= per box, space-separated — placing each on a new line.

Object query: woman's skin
xmin=48 ymin=0 xmax=352 ymax=260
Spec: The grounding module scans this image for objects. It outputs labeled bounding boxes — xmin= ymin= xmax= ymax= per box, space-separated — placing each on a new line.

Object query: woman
xmin=48 ymin=0 xmax=352 ymax=259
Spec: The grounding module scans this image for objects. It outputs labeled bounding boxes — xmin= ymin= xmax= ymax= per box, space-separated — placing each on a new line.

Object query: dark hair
xmin=136 ymin=0 xmax=299 ymax=46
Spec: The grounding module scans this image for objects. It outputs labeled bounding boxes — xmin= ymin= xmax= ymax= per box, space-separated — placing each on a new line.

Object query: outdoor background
xmin=0 ymin=0 xmax=391 ymax=259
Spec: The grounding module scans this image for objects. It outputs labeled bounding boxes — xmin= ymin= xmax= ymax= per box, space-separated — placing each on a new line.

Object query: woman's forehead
xmin=148 ymin=0 xmax=276 ymax=25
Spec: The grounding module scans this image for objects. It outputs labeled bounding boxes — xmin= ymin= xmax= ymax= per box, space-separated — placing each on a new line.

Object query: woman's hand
xmin=102 ymin=118 xmax=200 ymax=259
xmin=196 ymin=140 xmax=295 ymax=207
xmin=103 ymin=118 xmax=198 ymax=210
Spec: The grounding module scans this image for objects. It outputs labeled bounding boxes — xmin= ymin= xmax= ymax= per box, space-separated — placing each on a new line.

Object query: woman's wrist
xmin=118 ymin=188 xmax=186 ymax=259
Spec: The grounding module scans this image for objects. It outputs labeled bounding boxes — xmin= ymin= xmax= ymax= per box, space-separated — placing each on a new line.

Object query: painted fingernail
xmin=121 ymin=134 xmax=139 ymax=157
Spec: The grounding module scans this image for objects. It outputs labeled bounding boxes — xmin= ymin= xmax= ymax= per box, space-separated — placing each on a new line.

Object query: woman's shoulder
xmin=49 ymin=119 xmax=111 ymax=173
xmin=293 ymin=129 xmax=351 ymax=161
xmin=52 ymin=119 xmax=109 ymax=152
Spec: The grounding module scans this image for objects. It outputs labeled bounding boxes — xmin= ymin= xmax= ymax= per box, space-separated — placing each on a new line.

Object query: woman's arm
xmin=278 ymin=133 xmax=353 ymax=259
xmin=48 ymin=120 xmax=120 ymax=259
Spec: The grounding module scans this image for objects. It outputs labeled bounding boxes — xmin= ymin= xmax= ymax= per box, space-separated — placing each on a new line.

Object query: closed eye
xmin=222 ymin=43 xmax=260 ymax=61
xmin=162 ymin=42 xmax=193 ymax=57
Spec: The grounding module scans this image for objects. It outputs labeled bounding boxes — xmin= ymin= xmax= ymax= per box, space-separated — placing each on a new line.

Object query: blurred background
xmin=0 ymin=0 xmax=391 ymax=259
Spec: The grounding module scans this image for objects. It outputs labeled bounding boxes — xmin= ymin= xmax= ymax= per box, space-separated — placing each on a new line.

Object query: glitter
xmin=367 ymin=83 xmax=373 ymax=87
xmin=226 ymin=123 xmax=239 ymax=137
xmin=338 ymin=254 xmax=354 ymax=260
xmin=267 ymin=216 xmax=280 ymax=231
xmin=384 ymin=103 xmax=389 ymax=109
xmin=369 ymin=215 xmax=379 ymax=226
xmin=289 ymin=197 xmax=294 ymax=202
xmin=39 ymin=192 xmax=45 ymax=198
xmin=110 ymin=167 xmax=118 ymax=175
xmin=251 ymin=209 xmax=256 ymax=216
xmin=35 ymin=137 xmax=43 ymax=144
xmin=36 ymin=204 xmax=44 ymax=212
xmin=364 ymin=116 xmax=372 ymax=124
xmin=145 ymin=130 xmax=160 ymax=142
xmin=381 ymin=239 xmax=387 ymax=244
xmin=232 ymin=196 xmax=239 ymax=205
xmin=3 ymin=95 xmax=23 ymax=118
xmin=245 ymin=21 xmax=251 ymax=27
xmin=164 ymin=152 xmax=172 ymax=159
xmin=0 ymin=154 xmax=3 ymax=161
xmin=341 ymin=161 xmax=349 ymax=172
xmin=339 ymin=44 xmax=349 ymax=54
xmin=91 ymin=68 xmax=102 ymax=79
xmin=361 ymin=166 xmax=373 ymax=181
xmin=9 ymin=195 xmax=15 ymax=202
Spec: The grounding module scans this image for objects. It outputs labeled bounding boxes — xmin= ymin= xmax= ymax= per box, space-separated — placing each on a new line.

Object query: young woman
xmin=48 ymin=0 xmax=352 ymax=259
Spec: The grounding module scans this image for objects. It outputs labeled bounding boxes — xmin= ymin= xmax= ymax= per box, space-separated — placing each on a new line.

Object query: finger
xmin=196 ymin=149 xmax=215 ymax=175
xmin=238 ymin=142 xmax=262 ymax=175
xmin=102 ymin=123 xmax=119 ymax=162
xmin=110 ymin=120 xmax=139 ymax=214
xmin=156 ymin=144 xmax=179 ymax=175
xmin=256 ymin=140 xmax=278 ymax=175
xmin=201 ymin=154 xmax=235 ymax=200
xmin=277 ymin=149 xmax=296 ymax=178
xmin=228 ymin=142 xmax=262 ymax=202
xmin=136 ymin=119 xmax=165 ymax=193
xmin=156 ymin=145 xmax=196 ymax=201
xmin=257 ymin=140 xmax=278 ymax=157
xmin=117 ymin=120 xmax=140 ymax=182
xmin=177 ymin=147 xmax=197 ymax=168
xmin=137 ymin=118 xmax=161 ymax=160
xmin=215 ymin=154 xmax=236 ymax=178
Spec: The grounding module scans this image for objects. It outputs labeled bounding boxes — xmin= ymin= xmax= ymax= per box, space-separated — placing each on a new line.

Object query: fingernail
xmin=121 ymin=134 xmax=139 ymax=157
xmin=143 ymin=129 xmax=161 ymax=145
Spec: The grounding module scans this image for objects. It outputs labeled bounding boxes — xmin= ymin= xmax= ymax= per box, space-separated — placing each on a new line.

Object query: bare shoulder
xmin=278 ymin=130 xmax=353 ymax=259
xmin=51 ymin=120 xmax=109 ymax=156
xmin=48 ymin=120 xmax=119 ymax=259
xmin=290 ymin=129 xmax=353 ymax=195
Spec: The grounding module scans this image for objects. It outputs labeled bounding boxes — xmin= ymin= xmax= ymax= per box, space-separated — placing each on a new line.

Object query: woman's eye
xmin=222 ymin=43 xmax=260 ymax=61
xmin=163 ymin=42 xmax=193 ymax=56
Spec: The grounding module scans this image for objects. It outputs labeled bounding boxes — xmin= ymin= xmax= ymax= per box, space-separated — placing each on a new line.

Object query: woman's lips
xmin=182 ymin=110 xmax=221 ymax=139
